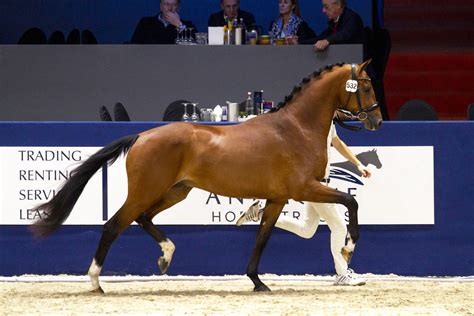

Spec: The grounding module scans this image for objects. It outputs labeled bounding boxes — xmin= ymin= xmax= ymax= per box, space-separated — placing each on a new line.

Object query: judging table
xmin=0 ymin=44 xmax=362 ymax=121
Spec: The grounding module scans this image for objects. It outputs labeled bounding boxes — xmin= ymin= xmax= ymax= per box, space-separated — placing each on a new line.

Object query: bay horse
xmin=31 ymin=61 xmax=382 ymax=293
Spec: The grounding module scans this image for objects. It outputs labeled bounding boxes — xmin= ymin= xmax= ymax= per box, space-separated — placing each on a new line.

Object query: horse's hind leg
xmin=246 ymin=200 xmax=285 ymax=292
xmin=135 ymin=183 xmax=192 ymax=274
xmin=87 ymin=201 xmax=147 ymax=293
xmin=135 ymin=215 xmax=174 ymax=274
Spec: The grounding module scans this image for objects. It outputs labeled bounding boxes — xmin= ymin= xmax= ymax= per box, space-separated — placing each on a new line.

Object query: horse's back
xmin=125 ymin=120 xmax=326 ymax=199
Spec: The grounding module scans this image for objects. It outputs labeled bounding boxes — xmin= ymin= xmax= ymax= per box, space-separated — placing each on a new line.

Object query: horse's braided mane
xmin=269 ymin=62 xmax=346 ymax=113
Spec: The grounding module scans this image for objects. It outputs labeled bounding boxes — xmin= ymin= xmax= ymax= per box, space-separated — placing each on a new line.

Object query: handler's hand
xmin=357 ymin=165 xmax=371 ymax=178
xmin=313 ymin=39 xmax=330 ymax=51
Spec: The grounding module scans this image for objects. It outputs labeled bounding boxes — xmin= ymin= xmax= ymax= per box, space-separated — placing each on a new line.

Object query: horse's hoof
xmin=253 ymin=284 xmax=271 ymax=292
xmin=90 ymin=286 xmax=104 ymax=294
xmin=341 ymin=247 xmax=354 ymax=264
xmin=158 ymin=257 xmax=170 ymax=274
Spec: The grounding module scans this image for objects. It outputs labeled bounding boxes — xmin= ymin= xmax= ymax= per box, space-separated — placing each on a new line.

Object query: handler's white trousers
xmin=275 ymin=201 xmax=348 ymax=276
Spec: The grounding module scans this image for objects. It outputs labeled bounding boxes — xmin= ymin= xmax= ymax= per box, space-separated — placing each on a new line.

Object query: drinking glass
xmin=175 ymin=27 xmax=182 ymax=44
xmin=195 ymin=33 xmax=207 ymax=45
xmin=186 ymin=28 xmax=194 ymax=44
xmin=181 ymin=103 xmax=190 ymax=121
xmin=191 ymin=103 xmax=199 ymax=122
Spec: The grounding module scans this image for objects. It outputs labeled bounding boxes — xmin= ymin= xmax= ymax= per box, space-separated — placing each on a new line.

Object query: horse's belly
xmin=189 ymin=164 xmax=292 ymax=200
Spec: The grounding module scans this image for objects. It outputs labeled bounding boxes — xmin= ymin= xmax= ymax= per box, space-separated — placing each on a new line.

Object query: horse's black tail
xmin=30 ymin=134 xmax=139 ymax=238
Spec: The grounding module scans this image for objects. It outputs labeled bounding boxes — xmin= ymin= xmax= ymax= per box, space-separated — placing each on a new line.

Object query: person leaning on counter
xmin=208 ymin=0 xmax=256 ymax=30
xmin=299 ymin=0 xmax=365 ymax=50
xmin=131 ymin=0 xmax=197 ymax=44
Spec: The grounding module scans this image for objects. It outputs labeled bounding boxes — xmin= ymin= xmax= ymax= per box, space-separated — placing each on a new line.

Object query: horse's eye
xmin=363 ymin=83 xmax=371 ymax=93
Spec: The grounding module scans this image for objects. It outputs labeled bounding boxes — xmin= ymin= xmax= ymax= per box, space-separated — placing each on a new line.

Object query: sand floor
xmin=1 ymin=275 xmax=473 ymax=315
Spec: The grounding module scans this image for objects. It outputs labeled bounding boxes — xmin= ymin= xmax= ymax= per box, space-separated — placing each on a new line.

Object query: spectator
xmin=131 ymin=0 xmax=197 ymax=44
xmin=269 ymin=0 xmax=316 ymax=45
xmin=301 ymin=0 xmax=365 ymax=51
xmin=208 ymin=0 xmax=256 ymax=30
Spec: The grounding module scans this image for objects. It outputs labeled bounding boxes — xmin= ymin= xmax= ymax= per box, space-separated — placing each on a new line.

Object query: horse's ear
xmin=358 ymin=59 xmax=372 ymax=74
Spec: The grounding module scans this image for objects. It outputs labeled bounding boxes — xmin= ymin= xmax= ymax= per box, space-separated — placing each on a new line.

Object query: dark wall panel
xmin=0 ymin=45 xmax=362 ymax=121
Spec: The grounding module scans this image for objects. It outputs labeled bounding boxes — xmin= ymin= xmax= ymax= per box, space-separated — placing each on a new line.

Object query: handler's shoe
xmin=236 ymin=201 xmax=263 ymax=226
xmin=334 ymin=273 xmax=366 ymax=286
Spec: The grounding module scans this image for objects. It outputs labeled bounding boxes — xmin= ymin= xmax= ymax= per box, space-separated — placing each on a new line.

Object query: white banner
xmin=0 ymin=146 xmax=434 ymax=225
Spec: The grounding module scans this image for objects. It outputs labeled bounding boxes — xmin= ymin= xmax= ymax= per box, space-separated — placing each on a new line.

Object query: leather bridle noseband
xmin=335 ymin=64 xmax=379 ymax=131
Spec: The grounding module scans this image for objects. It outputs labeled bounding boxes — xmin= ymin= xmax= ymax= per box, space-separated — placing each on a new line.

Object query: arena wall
xmin=0 ymin=121 xmax=472 ymax=277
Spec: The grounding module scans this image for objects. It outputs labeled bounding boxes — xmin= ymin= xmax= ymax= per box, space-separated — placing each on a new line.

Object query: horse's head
xmin=337 ymin=60 xmax=382 ymax=131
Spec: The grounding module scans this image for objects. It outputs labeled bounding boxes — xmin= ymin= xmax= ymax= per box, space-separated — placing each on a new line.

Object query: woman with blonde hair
xmin=269 ymin=0 xmax=316 ymax=44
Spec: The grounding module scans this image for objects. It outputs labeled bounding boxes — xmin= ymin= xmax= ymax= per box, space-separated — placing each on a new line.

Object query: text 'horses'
xmin=31 ymin=61 xmax=382 ymax=293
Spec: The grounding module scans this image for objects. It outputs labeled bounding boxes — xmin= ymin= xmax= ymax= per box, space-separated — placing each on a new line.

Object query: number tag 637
xmin=345 ymin=80 xmax=358 ymax=93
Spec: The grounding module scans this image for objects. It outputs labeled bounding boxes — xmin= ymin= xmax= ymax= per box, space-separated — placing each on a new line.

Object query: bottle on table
xmin=253 ymin=90 xmax=263 ymax=115
xmin=245 ymin=91 xmax=253 ymax=115
xmin=224 ymin=18 xmax=234 ymax=45
xmin=222 ymin=104 xmax=228 ymax=121
xmin=235 ymin=18 xmax=245 ymax=45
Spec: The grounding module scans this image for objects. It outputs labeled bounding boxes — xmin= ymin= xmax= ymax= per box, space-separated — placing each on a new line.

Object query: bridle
xmin=335 ymin=64 xmax=379 ymax=131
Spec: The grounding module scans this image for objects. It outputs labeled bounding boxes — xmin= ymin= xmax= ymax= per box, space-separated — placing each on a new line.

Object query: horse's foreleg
xmin=135 ymin=183 xmax=192 ymax=274
xmin=246 ymin=200 xmax=285 ymax=292
xmin=298 ymin=182 xmax=359 ymax=263
xmin=341 ymin=196 xmax=358 ymax=264
xmin=339 ymin=194 xmax=358 ymax=262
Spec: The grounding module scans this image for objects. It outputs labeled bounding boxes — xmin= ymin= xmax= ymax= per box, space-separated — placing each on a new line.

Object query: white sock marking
xmin=159 ymin=239 xmax=175 ymax=263
xmin=87 ymin=258 xmax=102 ymax=290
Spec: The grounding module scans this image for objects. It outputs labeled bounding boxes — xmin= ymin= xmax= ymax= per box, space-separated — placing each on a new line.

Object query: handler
xmin=236 ymin=118 xmax=369 ymax=286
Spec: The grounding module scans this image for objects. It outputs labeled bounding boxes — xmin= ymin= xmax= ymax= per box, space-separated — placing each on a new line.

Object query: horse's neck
xmin=284 ymin=71 xmax=342 ymax=133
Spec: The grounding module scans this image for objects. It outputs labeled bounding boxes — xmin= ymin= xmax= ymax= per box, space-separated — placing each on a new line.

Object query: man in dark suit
xmin=310 ymin=0 xmax=390 ymax=120
xmin=131 ymin=0 xmax=197 ymax=44
xmin=311 ymin=0 xmax=365 ymax=51
xmin=208 ymin=0 xmax=256 ymax=30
